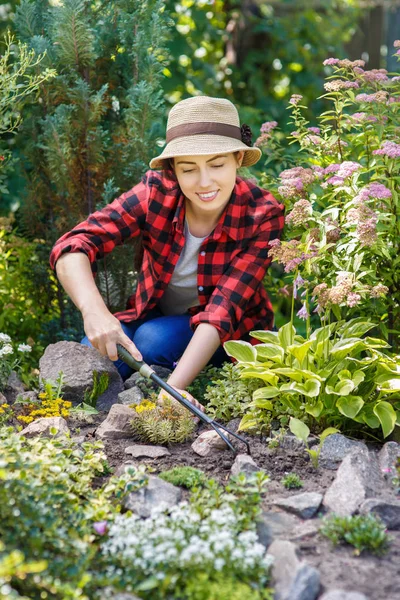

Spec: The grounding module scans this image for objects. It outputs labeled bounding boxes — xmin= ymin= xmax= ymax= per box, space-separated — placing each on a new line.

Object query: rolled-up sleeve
xmin=49 ymin=172 xmax=150 ymax=274
xmin=190 ymin=201 xmax=285 ymax=343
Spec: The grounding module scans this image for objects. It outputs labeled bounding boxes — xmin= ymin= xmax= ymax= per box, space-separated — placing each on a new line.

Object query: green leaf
xmin=319 ymin=427 xmax=340 ymax=443
xmin=334 ymin=379 xmax=355 ymax=396
xmin=256 ymin=344 xmax=285 ymax=363
xmin=336 ymin=396 xmax=364 ymax=419
xmin=249 ymin=330 xmax=280 ymax=344
xmin=287 ymin=340 xmax=314 ymax=366
xmin=330 ymin=338 xmax=365 ymax=360
xmin=278 ymin=322 xmax=295 ymax=350
xmin=239 ymin=367 xmax=279 ymax=385
xmin=376 ymin=378 xmax=400 ymax=392
xmin=289 ymin=417 xmax=310 ymax=444
xmin=253 ymin=387 xmax=280 ymax=400
xmin=339 ymin=319 xmax=376 ymax=339
xmin=270 ymin=367 xmax=303 ymax=382
xmin=373 ymin=401 xmax=397 ymax=438
xmin=224 ymin=341 xmax=257 ymax=362
xmin=238 ymin=414 xmax=259 ymax=432
xmin=305 ymin=400 xmax=324 ymax=417
xmin=252 ymin=398 xmax=274 ymax=410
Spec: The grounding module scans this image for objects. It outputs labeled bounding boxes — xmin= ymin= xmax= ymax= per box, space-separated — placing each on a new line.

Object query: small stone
xmin=15 ymin=391 xmax=38 ymax=404
xmin=378 ymin=441 xmax=400 ymax=482
xmin=230 ymin=453 xmax=261 ymax=476
xmin=359 ymin=498 xmax=400 ymax=530
xmin=3 ymin=371 xmax=25 ymax=403
xmin=273 ymin=492 xmax=323 ymax=520
xmin=117 ymin=387 xmax=144 ymax=406
xmin=268 ymin=540 xmax=320 ymax=600
xmin=319 ymin=434 xmax=367 ymax=470
xmin=114 ymin=461 xmax=138 ymax=477
xmin=71 ymin=435 xmax=86 ymax=445
xmin=124 ymin=365 xmax=171 ymax=390
xmin=125 ymin=444 xmax=171 ymax=459
xmin=323 ymin=447 xmax=383 ymax=516
xmin=123 ymin=474 xmax=182 ymax=518
xmin=319 ymin=591 xmax=369 ymax=600
xmin=191 ymin=429 xmax=232 ymax=457
xmin=280 ymin=433 xmax=319 ymax=451
xmin=101 ymin=588 xmax=141 ymax=600
xmin=0 ymin=392 xmax=7 ymax=405
xmin=95 ymin=404 xmax=137 ymax=440
xmin=256 ymin=511 xmax=299 ymax=548
xmin=18 ymin=417 xmax=69 ymax=439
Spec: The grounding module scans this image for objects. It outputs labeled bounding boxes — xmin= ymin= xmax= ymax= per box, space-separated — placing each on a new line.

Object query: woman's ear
xmin=236 ymin=150 xmax=245 ymax=168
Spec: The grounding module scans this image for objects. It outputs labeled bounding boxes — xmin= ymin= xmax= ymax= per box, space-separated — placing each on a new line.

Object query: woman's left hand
xmin=157 ymin=386 xmax=205 ymax=413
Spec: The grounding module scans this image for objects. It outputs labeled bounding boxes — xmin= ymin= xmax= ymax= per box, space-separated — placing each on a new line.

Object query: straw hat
xmin=149 ymin=96 xmax=262 ymax=170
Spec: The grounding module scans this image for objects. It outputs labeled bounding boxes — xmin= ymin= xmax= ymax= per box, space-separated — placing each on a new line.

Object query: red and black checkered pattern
xmin=50 ymin=169 xmax=285 ymax=344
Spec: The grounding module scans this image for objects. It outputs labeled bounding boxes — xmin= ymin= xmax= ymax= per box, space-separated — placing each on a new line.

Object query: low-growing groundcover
xmin=0 ymin=428 xmax=274 ymax=599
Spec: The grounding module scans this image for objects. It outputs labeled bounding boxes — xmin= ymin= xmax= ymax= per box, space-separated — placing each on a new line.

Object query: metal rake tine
xmin=211 ymin=420 xmax=251 ymax=455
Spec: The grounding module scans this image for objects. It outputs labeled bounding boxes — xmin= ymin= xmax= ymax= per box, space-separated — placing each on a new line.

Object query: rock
xmin=359 ymin=498 xmax=400 ymax=530
xmin=268 ymin=539 xmax=320 ymax=600
xmin=95 ymin=404 xmax=137 ymax=439
xmin=3 ymin=371 xmax=25 ymax=403
xmin=39 ymin=341 xmax=123 ymax=410
xmin=14 ymin=391 xmax=38 ymax=404
xmin=0 ymin=392 xmax=7 ymax=405
xmin=125 ymin=444 xmax=171 ymax=459
xmin=378 ymin=441 xmax=400 ymax=482
xmin=319 ymin=434 xmax=367 ymax=470
xmin=191 ymin=429 xmax=232 ymax=457
xmin=323 ymin=447 xmax=383 ymax=516
xmin=117 ymin=387 xmax=145 ymax=406
xmin=71 ymin=434 xmax=86 ymax=446
xmin=124 ymin=365 xmax=171 ymax=391
xmin=319 ymin=591 xmax=369 ymax=600
xmin=123 ymin=474 xmax=182 ymax=517
xmin=280 ymin=433 xmax=319 ymax=451
xmin=18 ymin=417 xmax=69 ymax=438
xmin=256 ymin=511 xmax=299 ymax=548
xmin=230 ymin=453 xmax=261 ymax=477
xmin=273 ymin=492 xmax=323 ymax=519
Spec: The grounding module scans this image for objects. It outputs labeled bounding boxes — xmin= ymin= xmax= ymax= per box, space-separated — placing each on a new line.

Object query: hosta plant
xmin=225 ymin=318 xmax=400 ymax=439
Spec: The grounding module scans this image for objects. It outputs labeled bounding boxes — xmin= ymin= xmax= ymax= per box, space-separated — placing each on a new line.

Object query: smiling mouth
xmin=197 ymin=190 xmax=219 ymax=201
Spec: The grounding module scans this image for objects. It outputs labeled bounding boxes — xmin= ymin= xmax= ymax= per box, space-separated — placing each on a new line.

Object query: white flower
xmin=0 ymin=333 xmax=11 ymax=343
xmin=0 ymin=344 xmax=13 ymax=356
xmin=18 ymin=343 xmax=32 ymax=353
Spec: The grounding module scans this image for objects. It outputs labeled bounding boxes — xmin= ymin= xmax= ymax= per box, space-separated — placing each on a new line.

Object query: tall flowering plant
xmin=256 ymin=42 xmax=400 ymax=351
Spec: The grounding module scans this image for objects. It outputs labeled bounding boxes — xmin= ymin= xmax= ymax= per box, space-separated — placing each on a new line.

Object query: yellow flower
xmin=135 ymin=400 xmax=157 ymax=414
xmin=38 ymin=392 xmax=47 ymax=399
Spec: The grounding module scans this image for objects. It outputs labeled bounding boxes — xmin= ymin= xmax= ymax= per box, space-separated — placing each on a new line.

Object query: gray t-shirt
xmin=158 ymin=218 xmax=207 ymax=316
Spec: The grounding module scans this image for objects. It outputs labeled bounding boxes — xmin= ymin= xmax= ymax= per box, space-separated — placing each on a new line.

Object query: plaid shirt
xmin=50 ymin=169 xmax=285 ymax=345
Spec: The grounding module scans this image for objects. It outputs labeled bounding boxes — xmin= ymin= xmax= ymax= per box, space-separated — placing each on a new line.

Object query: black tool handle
xmin=116 ymin=343 xmax=145 ymax=372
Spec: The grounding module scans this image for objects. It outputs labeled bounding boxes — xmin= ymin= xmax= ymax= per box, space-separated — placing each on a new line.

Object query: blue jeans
xmin=80 ymin=306 xmax=230 ymax=380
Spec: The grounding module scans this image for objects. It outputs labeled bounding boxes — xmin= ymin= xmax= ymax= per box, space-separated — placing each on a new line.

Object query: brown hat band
xmin=166 ymin=121 xmax=242 ymax=144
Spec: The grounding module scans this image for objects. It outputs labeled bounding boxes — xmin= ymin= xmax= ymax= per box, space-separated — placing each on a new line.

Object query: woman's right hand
xmin=83 ymin=309 xmax=142 ymax=363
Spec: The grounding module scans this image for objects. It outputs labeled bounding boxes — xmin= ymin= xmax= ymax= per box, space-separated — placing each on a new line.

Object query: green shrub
xmin=281 ymin=473 xmax=304 ymax=489
xmin=159 ymin=466 xmax=207 ymax=489
xmin=0 ymin=427 xmax=146 ymax=598
xmin=131 ymin=397 xmax=195 ymax=444
xmin=203 ymin=361 xmax=263 ymax=423
xmin=320 ymin=513 xmax=391 ymax=556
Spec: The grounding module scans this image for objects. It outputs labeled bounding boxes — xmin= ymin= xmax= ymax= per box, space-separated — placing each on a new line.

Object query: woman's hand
xmin=157 ymin=386 xmax=205 ymax=413
xmin=83 ymin=308 xmax=142 ymax=362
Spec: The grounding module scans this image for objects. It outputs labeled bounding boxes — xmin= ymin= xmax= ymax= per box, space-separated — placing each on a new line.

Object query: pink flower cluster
xmin=323 ymin=161 xmax=362 ymax=186
xmin=347 ymin=201 xmax=378 ymax=247
xmin=355 ymin=182 xmax=392 ymax=202
xmin=348 ymin=112 xmax=378 ymax=123
xmin=355 ymin=91 xmax=389 ymax=103
xmin=354 ymin=68 xmax=389 ymax=83
xmin=373 ymin=141 xmax=400 ymax=158
xmin=285 ymin=199 xmax=313 ymax=226
xmin=307 ymin=127 xmax=321 ymax=134
xmin=312 ymin=274 xmax=360 ymax=310
xmin=261 ymin=121 xmax=278 ymax=133
xmin=370 ymin=284 xmax=389 ymax=298
xmin=394 ymin=40 xmax=400 ymax=48
xmin=278 ymin=166 xmax=315 ymax=199
xmin=289 ymin=94 xmax=303 ymax=105
xmin=255 ymin=133 xmax=272 ymax=148
xmin=323 ymin=58 xmax=365 ymax=69
xmin=267 ymin=238 xmax=318 ymax=273
xmin=324 ymin=80 xmax=359 ymax=92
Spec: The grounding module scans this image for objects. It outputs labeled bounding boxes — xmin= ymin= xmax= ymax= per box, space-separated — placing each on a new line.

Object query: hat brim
xmin=149 ymin=134 xmax=262 ymax=170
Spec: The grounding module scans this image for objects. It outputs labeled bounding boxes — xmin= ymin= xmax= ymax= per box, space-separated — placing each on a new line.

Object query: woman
xmin=50 ymin=96 xmax=285 ymax=409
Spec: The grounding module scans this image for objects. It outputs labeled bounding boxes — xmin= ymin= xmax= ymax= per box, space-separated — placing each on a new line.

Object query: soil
xmin=66 ymin=410 xmax=400 ymax=600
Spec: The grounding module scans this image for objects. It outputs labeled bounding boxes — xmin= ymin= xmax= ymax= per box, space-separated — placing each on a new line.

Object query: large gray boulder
xmin=268 ymin=539 xmax=320 ymax=600
xmin=18 ymin=417 xmax=70 ymax=439
xmin=319 ymin=434 xmax=367 ymax=470
xmin=323 ymin=447 xmax=383 ymax=516
xmin=39 ymin=341 xmax=123 ymax=410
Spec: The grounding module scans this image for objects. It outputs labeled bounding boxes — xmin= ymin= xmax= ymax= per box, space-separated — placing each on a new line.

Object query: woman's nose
xmin=198 ymin=169 xmax=214 ymax=188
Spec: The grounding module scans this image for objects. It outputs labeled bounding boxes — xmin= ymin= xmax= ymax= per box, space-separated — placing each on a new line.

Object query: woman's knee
xmin=133 ymin=317 xmax=191 ymax=368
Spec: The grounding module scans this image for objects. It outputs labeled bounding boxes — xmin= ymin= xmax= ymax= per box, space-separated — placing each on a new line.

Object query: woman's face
xmin=172 ymin=151 xmax=244 ymax=216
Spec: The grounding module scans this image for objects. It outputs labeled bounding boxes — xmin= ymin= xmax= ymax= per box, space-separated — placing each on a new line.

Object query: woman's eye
xmin=182 ymin=164 xmax=224 ymax=173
